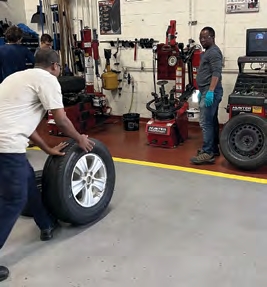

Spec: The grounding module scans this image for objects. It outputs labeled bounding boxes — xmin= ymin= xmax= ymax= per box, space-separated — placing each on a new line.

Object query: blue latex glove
xmin=205 ymin=90 xmax=214 ymax=107
xmin=197 ymin=91 xmax=201 ymax=103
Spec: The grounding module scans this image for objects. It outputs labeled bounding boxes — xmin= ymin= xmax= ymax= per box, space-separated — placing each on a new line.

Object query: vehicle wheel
xmin=21 ymin=170 xmax=43 ymax=217
xmin=220 ymin=113 xmax=267 ymax=171
xmin=58 ymin=76 xmax=85 ymax=94
xmin=42 ymin=138 xmax=115 ymax=225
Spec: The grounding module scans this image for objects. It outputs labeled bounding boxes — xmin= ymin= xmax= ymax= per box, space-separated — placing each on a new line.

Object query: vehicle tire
xmin=58 ymin=76 xmax=85 ymax=94
xmin=220 ymin=113 xmax=267 ymax=171
xmin=21 ymin=170 xmax=43 ymax=217
xmin=42 ymin=138 xmax=115 ymax=225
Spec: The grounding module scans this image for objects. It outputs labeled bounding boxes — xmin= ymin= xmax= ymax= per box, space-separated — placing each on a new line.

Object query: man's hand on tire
xmin=78 ymin=134 xmax=95 ymax=152
xmin=48 ymin=142 xmax=69 ymax=156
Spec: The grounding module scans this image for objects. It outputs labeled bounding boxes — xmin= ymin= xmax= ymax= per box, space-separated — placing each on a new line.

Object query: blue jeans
xmin=0 ymin=153 xmax=53 ymax=249
xmin=199 ymin=86 xmax=223 ymax=154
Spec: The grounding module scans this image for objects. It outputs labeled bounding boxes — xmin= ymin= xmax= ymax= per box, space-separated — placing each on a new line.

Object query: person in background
xmin=0 ymin=25 xmax=35 ymax=83
xmin=34 ymin=33 xmax=53 ymax=56
xmin=190 ymin=26 xmax=223 ymax=165
xmin=0 ymin=48 xmax=95 ymax=282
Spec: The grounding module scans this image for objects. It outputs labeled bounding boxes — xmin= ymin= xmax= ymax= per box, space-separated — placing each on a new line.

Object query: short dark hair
xmin=4 ymin=25 xmax=23 ymax=43
xmin=34 ymin=48 xmax=60 ymax=68
xmin=201 ymin=26 xmax=215 ymax=38
xmin=40 ymin=34 xmax=53 ymax=43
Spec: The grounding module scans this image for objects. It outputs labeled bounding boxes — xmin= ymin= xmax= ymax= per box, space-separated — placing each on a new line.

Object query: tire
xmin=42 ymin=138 xmax=115 ymax=225
xmin=21 ymin=170 xmax=43 ymax=217
xmin=58 ymin=76 xmax=85 ymax=94
xmin=220 ymin=113 xmax=267 ymax=171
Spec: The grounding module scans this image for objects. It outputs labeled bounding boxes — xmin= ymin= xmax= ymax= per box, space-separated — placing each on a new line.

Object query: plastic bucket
xmin=122 ymin=113 xmax=140 ymax=131
xmin=187 ymin=108 xmax=200 ymax=120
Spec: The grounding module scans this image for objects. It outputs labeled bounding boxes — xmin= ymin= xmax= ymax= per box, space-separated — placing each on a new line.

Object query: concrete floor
xmin=1 ymin=150 xmax=267 ymax=286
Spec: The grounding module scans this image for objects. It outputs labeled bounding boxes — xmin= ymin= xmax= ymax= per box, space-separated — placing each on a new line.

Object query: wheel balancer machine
xmin=219 ymin=28 xmax=267 ymax=171
xmin=145 ymin=20 xmax=202 ymax=148
xmin=226 ymin=28 xmax=267 ymax=119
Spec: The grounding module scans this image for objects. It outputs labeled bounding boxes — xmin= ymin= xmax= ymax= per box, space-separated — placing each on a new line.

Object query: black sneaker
xmin=40 ymin=222 xmax=60 ymax=241
xmin=0 ymin=266 xmax=9 ymax=282
xmin=197 ymin=148 xmax=220 ymax=157
xmin=191 ymin=152 xmax=215 ymax=165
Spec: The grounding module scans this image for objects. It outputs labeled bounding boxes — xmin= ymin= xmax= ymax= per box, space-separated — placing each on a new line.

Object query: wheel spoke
xmin=76 ymin=156 xmax=88 ymax=174
xmin=83 ymin=186 xmax=94 ymax=206
xmin=74 ymin=165 xmax=83 ymax=176
xmin=92 ymin=177 xmax=105 ymax=192
xmin=89 ymin=157 xmax=103 ymax=176
xmin=72 ymin=179 xmax=86 ymax=197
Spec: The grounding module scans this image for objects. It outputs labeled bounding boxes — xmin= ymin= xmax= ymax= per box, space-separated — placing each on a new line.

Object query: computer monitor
xmin=246 ymin=28 xmax=267 ymax=57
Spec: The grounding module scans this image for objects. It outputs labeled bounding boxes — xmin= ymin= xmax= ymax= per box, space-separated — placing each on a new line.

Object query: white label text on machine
xmin=232 ymin=106 xmax=252 ymax=112
xmin=148 ymin=126 xmax=168 ymax=134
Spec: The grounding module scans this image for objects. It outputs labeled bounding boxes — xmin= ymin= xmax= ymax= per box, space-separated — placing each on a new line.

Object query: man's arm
xmin=209 ymin=76 xmax=219 ymax=92
xmin=50 ymin=108 xmax=83 ymax=142
xmin=208 ymin=49 xmax=223 ymax=91
xmin=29 ymin=130 xmax=54 ymax=154
xmin=29 ymin=130 xmax=68 ymax=156
xmin=50 ymin=109 xmax=95 ymax=152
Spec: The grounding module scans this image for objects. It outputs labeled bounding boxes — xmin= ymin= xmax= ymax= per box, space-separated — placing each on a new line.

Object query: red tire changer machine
xmin=145 ymin=20 xmax=202 ymax=148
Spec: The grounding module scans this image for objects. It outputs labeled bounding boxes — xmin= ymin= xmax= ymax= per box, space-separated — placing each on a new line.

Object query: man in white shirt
xmin=0 ymin=48 xmax=94 ymax=282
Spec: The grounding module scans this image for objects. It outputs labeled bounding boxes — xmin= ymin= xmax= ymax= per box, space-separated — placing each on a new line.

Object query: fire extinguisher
xmin=191 ymin=47 xmax=203 ymax=89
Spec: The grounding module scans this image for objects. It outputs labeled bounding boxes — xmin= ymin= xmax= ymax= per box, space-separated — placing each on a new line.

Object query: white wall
xmin=23 ymin=0 xmax=267 ymax=123
xmin=0 ymin=0 xmax=26 ymax=24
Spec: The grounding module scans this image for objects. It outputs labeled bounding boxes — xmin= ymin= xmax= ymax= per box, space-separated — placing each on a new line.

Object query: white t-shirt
xmin=0 ymin=68 xmax=64 ymax=153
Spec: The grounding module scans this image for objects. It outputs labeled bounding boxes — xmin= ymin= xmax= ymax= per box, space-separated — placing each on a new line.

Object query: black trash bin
xmin=122 ymin=113 xmax=140 ymax=131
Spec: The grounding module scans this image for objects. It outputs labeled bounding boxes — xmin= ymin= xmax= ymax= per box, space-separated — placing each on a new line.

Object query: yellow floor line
xmin=27 ymin=147 xmax=267 ymax=184
xmin=28 ymin=147 xmax=42 ymax=151
xmin=113 ymin=157 xmax=267 ymax=184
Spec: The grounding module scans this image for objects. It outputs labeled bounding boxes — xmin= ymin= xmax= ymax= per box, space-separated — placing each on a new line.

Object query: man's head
xmin=4 ymin=25 xmax=23 ymax=44
xmin=199 ymin=27 xmax=215 ymax=49
xmin=40 ymin=34 xmax=53 ymax=49
xmin=34 ymin=48 xmax=61 ymax=77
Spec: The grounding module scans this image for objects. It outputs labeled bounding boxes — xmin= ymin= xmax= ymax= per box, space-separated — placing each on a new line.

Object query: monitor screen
xmin=246 ymin=29 xmax=267 ymax=56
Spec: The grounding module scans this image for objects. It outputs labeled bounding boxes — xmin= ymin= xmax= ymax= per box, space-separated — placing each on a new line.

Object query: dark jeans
xmin=199 ymin=86 xmax=223 ymax=154
xmin=0 ymin=153 xmax=53 ymax=249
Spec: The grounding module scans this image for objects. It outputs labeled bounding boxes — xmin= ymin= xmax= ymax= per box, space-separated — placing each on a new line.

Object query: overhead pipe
xmin=188 ymin=0 xmax=193 ymax=39
xmin=76 ymin=0 xmax=78 ymax=37
xmin=90 ymin=0 xmax=99 ymax=29
xmin=222 ymin=0 xmax=227 ymax=67
xmin=81 ymin=0 xmax=85 ymax=28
